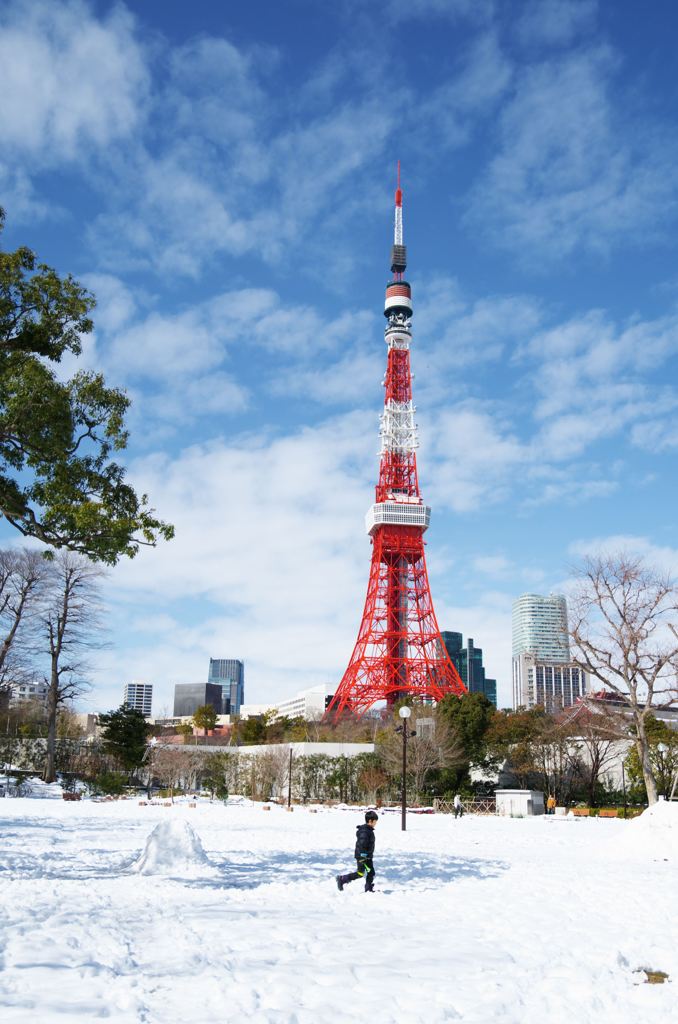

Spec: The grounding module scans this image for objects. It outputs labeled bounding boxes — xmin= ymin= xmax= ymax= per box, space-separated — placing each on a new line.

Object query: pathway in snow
xmin=0 ymin=799 xmax=676 ymax=1023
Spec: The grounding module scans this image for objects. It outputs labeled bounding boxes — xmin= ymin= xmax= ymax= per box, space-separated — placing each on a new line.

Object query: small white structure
xmin=495 ymin=789 xmax=545 ymax=817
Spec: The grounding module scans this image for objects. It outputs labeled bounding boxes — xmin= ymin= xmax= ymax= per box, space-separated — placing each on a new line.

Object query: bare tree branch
xmin=569 ymin=553 xmax=678 ymax=804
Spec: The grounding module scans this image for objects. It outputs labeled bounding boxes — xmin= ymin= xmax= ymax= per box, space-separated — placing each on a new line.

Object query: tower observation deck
xmin=326 ymin=166 xmax=465 ymax=717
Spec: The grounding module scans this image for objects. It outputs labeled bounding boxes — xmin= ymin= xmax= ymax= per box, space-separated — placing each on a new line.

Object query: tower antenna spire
xmin=391 ymin=161 xmax=406 ymax=276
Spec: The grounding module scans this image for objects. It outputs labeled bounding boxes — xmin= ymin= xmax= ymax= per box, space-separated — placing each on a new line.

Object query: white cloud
xmin=631 ymin=419 xmax=678 ymax=452
xmin=412 ymin=276 xmax=542 ymax=408
xmin=415 ymin=32 xmax=513 ymax=149
xmin=568 ymin=535 xmax=678 ymax=576
xmin=425 ymin=406 xmax=531 ymax=512
xmin=516 ymin=0 xmax=598 ymax=47
xmin=109 ymin=310 xmax=227 ymax=381
xmin=273 ymin=342 xmax=382 ymax=406
xmin=166 ymin=35 xmax=271 ymax=147
xmin=82 ymin=273 xmax=137 ymax=333
xmin=141 ymin=373 xmax=250 ymax=423
xmin=93 ymin=411 xmax=377 ymax=704
xmin=388 ymin=0 xmax=495 ymax=22
xmin=0 ymin=0 xmax=148 ymax=164
xmin=472 ymin=555 xmax=512 ymax=575
xmin=467 ymin=47 xmax=678 ymax=260
xmin=499 ymin=305 xmax=678 ymax=464
xmin=0 ymin=164 xmax=61 ymax=225
xmin=524 ymin=474 xmax=617 ymax=507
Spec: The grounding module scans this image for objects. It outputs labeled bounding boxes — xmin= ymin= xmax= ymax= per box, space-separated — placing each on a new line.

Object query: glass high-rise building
xmin=207 ymin=658 xmax=245 ymax=715
xmin=173 ymin=682 xmax=223 ymax=718
xmin=123 ymin=681 xmax=153 ymax=717
xmin=440 ymin=631 xmax=497 ymax=708
xmin=512 ymin=593 xmax=586 ymax=709
xmin=512 ymin=594 xmax=569 ymax=662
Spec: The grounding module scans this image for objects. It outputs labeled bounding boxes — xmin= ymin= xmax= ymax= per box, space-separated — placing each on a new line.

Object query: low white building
xmin=496 ymin=789 xmax=545 ymax=816
xmin=235 ymin=741 xmax=373 ymax=758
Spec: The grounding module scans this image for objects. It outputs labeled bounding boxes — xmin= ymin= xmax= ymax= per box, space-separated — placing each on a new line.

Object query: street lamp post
xmin=396 ymin=706 xmax=415 ymax=832
xmin=657 ymin=743 xmax=668 ymax=798
xmin=621 ymin=761 xmax=627 ymax=818
xmin=287 ymin=746 xmax=293 ymax=808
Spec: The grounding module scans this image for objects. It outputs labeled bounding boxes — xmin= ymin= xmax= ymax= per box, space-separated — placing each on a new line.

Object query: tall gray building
xmin=173 ymin=683 xmax=223 ymax=718
xmin=123 ymin=681 xmax=153 ymax=717
xmin=512 ymin=594 xmax=586 ymax=710
xmin=208 ymin=658 xmax=244 ymax=715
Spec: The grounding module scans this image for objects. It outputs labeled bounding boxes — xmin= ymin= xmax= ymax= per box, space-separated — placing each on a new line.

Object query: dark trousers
xmin=339 ymin=858 xmax=375 ymax=891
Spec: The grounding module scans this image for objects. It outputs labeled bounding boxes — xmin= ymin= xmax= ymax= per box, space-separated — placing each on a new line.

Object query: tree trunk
xmin=636 ymin=716 xmax=658 ymax=804
xmin=43 ymin=660 xmax=59 ymax=783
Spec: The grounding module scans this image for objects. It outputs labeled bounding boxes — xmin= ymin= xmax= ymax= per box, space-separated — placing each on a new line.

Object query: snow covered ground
xmin=0 ymin=796 xmax=676 ymax=1024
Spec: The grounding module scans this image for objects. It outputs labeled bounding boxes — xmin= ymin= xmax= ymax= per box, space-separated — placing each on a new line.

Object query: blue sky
xmin=1 ymin=0 xmax=677 ymax=713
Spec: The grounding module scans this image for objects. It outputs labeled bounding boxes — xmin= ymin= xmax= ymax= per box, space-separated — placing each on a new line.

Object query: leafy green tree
xmin=99 ymin=703 xmax=149 ymax=773
xmin=202 ymin=752 xmax=230 ymax=799
xmin=193 ymin=703 xmax=218 ymax=736
xmin=93 ymin=770 xmax=126 ymax=796
xmin=0 ymin=208 xmax=173 ymax=564
xmin=235 ymin=714 xmax=267 ymax=745
xmin=437 ymin=692 xmax=497 ymax=769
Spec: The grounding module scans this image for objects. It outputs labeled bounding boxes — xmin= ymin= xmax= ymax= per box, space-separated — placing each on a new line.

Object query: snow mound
xmin=26 ymin=779 xmax=64 ymax=799
xmin=1 ymin=776 xmax=64 ymax=799
xmin=132 ymin=820 xmax=217 ymax=877
xmin=632 ymin=799 xmax=678 ymax=829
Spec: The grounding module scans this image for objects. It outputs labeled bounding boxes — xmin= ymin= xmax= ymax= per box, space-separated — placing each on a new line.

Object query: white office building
xmin=239 ymin=686 xmax=330 ymax=722
xmin=123 ymin=680 xmax=153 ymax=717
xmin=271 ymin=685 xmax=329 ymax=721
xmin=512 ymin=653 xmax=587 ymax=711
xmin=512 ymin=594 xmax=586 ymax=710
xmin=9 ymin=679 xmax=48 ymax=707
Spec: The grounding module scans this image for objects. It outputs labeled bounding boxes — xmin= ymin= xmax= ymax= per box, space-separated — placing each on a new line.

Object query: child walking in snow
xmin=336 ymin=811 xmax=378 ymax=893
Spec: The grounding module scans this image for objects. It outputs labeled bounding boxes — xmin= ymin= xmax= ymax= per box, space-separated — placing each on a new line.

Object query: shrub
xmin=93 ymin=771 xmax=126 ymax=796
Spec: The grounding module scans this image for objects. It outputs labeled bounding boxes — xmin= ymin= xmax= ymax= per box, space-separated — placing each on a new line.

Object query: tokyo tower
xmin=326 ymin=166 xmax=466 ymax=717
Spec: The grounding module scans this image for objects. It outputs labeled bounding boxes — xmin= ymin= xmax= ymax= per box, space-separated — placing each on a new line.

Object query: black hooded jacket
xmin=354 ymin=822 xmax=375 ymax=861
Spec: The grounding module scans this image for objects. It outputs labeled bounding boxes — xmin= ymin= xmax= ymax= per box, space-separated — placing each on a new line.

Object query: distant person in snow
xmin=336 ymin=810 xmax=378 ymax=893
xmin=454 ymin=794 xmax=463 ymax=819
xmin=547 ymin=795 xmax=556 ymax=815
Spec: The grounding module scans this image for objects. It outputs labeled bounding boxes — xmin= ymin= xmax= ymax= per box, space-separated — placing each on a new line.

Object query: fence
xmin=434 ymin=798 xmax=496 ymax=815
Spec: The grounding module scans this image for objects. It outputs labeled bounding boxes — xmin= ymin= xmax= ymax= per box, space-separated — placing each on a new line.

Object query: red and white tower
xmin=327 ymin=166 xmax=465 ymax=717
